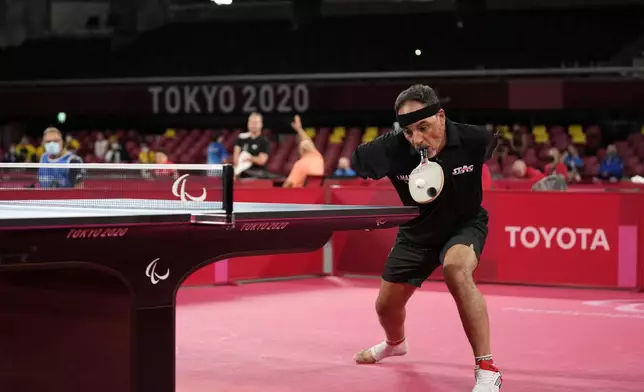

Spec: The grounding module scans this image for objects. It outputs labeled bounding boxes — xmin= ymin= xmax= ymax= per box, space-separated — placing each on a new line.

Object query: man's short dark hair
xmin=394 ymin=84 xmax=440 ymax=113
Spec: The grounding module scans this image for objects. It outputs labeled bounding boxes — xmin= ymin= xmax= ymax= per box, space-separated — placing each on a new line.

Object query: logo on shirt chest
xmin=452 ymin=165 xmax=474 ymax=176
xmin=243 ymin=143 xmax=258 ymax=152
xmin=396 ymin=174 xmax=409 ymax=183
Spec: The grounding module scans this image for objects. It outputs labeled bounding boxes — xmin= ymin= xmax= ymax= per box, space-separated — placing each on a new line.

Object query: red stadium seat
xmin=314 ymin=128 xmax=330 ymax=153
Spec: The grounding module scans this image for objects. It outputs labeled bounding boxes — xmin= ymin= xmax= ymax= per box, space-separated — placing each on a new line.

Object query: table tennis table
xmin=0 ymin=164 xmax=418 ymax=392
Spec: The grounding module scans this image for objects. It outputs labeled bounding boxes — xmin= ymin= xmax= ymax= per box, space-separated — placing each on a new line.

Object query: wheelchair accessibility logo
xmin=172 ymin=174 xmax=207 ymax=202
xmin=583 ymin=299 xmax=644 ymax=313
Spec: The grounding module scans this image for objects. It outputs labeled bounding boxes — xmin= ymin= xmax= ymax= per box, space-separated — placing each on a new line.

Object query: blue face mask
xmin=44 ymin=141 xmax=61 ymax=156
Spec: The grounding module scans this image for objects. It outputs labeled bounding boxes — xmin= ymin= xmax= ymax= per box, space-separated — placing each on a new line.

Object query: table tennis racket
xmin=408 ymin=148 xmax=444 ymax=204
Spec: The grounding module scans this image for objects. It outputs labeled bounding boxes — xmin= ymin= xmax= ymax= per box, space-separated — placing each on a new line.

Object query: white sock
xmin=355 ymin=338 xmax=408 ymax=362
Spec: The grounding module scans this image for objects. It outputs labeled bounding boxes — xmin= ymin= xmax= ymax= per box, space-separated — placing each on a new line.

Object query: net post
xmin=221 ymin=164 xmax=234 ymax=220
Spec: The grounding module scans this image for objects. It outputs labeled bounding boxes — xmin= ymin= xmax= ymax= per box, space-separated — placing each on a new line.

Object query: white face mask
xmin=45 ymin=141 xmax=61 ymax=156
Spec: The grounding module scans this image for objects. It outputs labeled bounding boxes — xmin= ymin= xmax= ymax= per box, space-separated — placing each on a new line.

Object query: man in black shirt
xmin=351 ymin=85 xmax=502 ymax=392
xmin=233 ymin=112 xmax=270 ymax=178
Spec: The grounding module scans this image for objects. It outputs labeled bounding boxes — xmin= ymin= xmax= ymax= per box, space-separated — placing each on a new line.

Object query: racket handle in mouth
xmin=419 ymin=148 xmax=428 ymax=164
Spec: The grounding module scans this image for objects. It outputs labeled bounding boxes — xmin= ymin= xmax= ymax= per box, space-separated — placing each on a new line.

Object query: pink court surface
xmin=175 ymin=277 xmax=644 ymax=392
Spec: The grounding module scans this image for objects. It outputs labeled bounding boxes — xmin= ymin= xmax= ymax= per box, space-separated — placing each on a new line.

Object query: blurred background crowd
xmin=0 ymin=0 xmax=643 ymax=187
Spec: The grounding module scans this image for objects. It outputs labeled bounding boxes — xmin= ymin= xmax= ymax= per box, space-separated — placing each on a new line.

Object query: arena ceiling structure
xmin=1 ymin=0 xmax=642 ymax=47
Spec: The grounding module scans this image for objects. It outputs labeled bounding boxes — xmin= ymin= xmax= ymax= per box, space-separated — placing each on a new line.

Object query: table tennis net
xmin=0 ymin=163 xmax=233 ymax=211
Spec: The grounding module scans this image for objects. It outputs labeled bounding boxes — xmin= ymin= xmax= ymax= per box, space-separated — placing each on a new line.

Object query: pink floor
xmin=175 ymin=277 xmax=644 ymax=392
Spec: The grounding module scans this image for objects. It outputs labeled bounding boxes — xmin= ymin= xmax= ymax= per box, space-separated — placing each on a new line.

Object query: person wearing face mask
xmin=38 ymin=127 xmax=84 ymax=188
xmin=138 ymin=143 xmax=154 ymax=163
xmin=104 ymin=139 xmax=130 ymax=163
xmin=94 ymin=133 xmax=109 ymax=160
xmin=350 ymin=84 xmax=503 ymax=391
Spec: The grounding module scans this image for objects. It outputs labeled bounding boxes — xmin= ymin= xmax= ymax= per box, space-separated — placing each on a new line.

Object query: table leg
xmin=133 ymin=305 xmax=176 ymax=392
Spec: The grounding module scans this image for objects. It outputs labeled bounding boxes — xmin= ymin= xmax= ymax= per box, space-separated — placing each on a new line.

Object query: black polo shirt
xmin=235 ymin=133 xmax=270 ymax=170
xmin=351 ymin=119 xmax=494 ymax=246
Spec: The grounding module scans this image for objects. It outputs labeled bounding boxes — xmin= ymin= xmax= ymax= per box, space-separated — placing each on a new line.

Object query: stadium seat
xmin=304 ymin=127 xmax=316 ymax=139
xmin=532 ymin=125 xmax=549 ymax=144
xmin=362 ymin=127 xmax=379 ymax=143
xmin=329 ymin=127 xmax=346 ymax=144
xmin=314 ymin=128 xmax=330 ymax=153
xmin=568 ymin=125 xmax=587 ymax=144
xmin=323 ymin=144 xmax=343 ymax=175
xmin=498 ymin=125 xmax=511 ymax=141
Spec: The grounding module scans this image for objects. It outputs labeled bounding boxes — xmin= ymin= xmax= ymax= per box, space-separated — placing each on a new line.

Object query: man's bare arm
xmin=250 ymin=153 xmax=269 ymax=166
xmin=291 ymin=115 xmax=312 ymax=142
xmin=233 ymin=145 xmax=241 ymax=166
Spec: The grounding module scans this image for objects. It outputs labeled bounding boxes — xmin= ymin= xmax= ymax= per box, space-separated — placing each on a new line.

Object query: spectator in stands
xmin=543 ymin=147 xmax=568 ymax=178
xmin=562 ymin=145 xmax=583 ymax=183
xmin=16 ymin=136 xmax=37 ymax=162
xmin=511 ymin=159 xmax=544 ymax=181
xmin=153 ymin=148 xmax=177 ymax=177
xmin=509 ymin=124 xmax=528 ymax=157
xmin=282 ymin=115 xmax=324 ymax=188
xmin=482 ymin=162 xmax=493 ymax=190
xmin=138 ymin=143 xmax=154 ymax=163
xmin=65 ymin=134 xmax=80 ymax=153
xmin=94 ymin=133 xmax=109 ymax=160
xmin=494 ymin=140 xmax=509 ymax=168
xmin=596 ymin=144 xmax=624 ymax=182
xmin=207 ymin=133 xmax=228 ymax=165
xmin=104 ymin=139 xmax=129 ymax=163
xmin=4 ymin=144 xmax=18 ymax=163
xmin=38 ymin=127 xmax=84 ymax=188
xmin=333 ymin=157 xmax=357 ymax=177
xmin=233 ymin=112 xmax=270 ymax=178
xmin=155 ymin=149 xmax=171 ymax=165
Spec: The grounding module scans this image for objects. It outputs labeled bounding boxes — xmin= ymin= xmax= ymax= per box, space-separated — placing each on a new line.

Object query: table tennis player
xmin=351 ymin=84 xmax=503 ymax=392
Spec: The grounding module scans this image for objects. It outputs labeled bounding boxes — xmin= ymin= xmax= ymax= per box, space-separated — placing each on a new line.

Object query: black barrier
xmin=1 ymin=77 xmax=644 ymax=117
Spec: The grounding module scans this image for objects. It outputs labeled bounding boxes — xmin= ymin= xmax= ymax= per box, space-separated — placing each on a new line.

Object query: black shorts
xmin=382 ymin=208 xmax=488 ymax=287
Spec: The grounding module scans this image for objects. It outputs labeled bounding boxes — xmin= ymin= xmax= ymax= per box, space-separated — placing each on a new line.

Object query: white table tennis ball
xmin=415 ymin=178 xmax=426 ymax=188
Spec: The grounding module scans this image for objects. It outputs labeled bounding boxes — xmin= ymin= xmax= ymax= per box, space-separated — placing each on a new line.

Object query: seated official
xmin=38 ymin=127 xmax=84 ymax=188
xmin=283 ymin=115 xmax=324 ymax=188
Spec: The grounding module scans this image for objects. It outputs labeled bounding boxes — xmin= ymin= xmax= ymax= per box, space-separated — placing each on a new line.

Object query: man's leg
xmin=354 ymin=279 xmax=416 ymax=364
xmin=441 ymin=242 xmax=502 ymax=391
xmin=442 ymin=244 xmax=491 ymax=358
xmin=354 ymin=237 xmax=437 ymax=364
